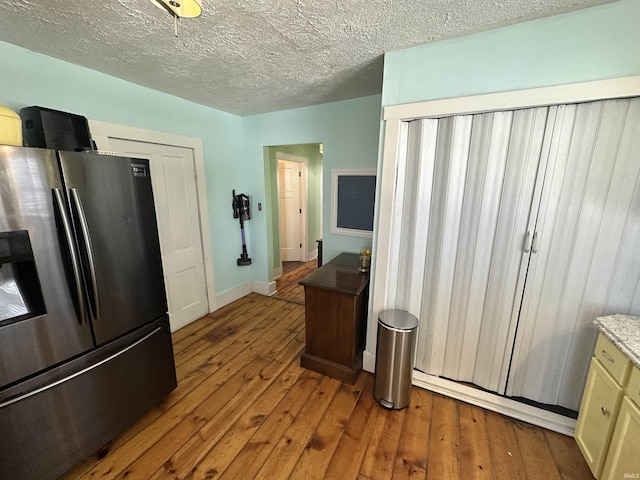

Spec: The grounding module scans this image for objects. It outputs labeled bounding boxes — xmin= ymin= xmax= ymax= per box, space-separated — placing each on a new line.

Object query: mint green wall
xmin=0 ymin=41 xmax=249 ymax=296
xmin=6 ymin=0 xmax=627 ymax=302
xmin=383 ymin=0 xmax=640 ymax=107
xmin=371 ymin=0 xmax=640 ymax=362
xmin=0 ymin=40 xmax=382 ymax=296
xmin=243 ymin=95 xmax=382 ymax=284
xmin=265 ymin=143 xmax=322 ymax=280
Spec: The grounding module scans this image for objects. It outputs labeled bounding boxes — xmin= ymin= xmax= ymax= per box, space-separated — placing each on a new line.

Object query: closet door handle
xmin=531 ymin=231 xmax=539 ymax=254
xmin=524 ymin=231 xmax=531 ymax=253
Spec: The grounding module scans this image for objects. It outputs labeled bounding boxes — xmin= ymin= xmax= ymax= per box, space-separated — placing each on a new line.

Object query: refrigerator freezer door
xmin=58 ymin=152 xmax=167 ymax=344
xmin=0 ymin=315 xmax=176 ymax=480
xmin=0 ymin=146 xmax=94 ymax=389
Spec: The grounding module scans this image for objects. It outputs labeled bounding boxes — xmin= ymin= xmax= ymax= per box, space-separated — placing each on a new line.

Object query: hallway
xmin=274 ymin=260 xmax=317 ymax=304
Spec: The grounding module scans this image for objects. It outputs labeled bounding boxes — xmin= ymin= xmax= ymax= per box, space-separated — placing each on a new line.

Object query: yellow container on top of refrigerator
xmin=0 ymin=105 xmax=22 ymax=146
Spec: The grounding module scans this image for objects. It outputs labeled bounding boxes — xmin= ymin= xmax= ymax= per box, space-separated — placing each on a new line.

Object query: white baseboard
xmin=169 ymin=315 xmax=198 ymax=333
xmin=274 ymin=266 xmax=283 ymax=279
xmin=363 ymin=350 xmax=376 ymax=373
xmin=215 ymin=282 xmax=253 ymax=309
xmin=412 ymin=371 xmax=576 ymax=436
xmin=252 ymin=280 xmax=276 ymax=296
xmin=215 ymin=280 xmax=276 ymax=310
xmin=307 ymin=248 xmax=318 ymax=261
xmin=362 ymin=351 xmax=575 ymax=435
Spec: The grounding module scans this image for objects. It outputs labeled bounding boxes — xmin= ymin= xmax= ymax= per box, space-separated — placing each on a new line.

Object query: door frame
xmin=88 ymin=119 xmax=216 ymax=314
xmin=375 ymin=75 xmax=640 ymax=362
xmin=371 ymin=75 xmax=640 ymax=435
xmin=275 ymin=152 xmax=308 ymax=268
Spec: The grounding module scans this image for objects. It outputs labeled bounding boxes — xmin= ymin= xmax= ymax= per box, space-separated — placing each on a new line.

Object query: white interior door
xmin=278 ymin=160 xmax=303 ymax=262
xmin=108 ymin=138 xmax=209 ymax=331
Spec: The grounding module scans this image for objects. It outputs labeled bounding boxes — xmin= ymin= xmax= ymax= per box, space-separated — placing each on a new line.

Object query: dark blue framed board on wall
xmin=331 ymin=169 xmax=376 ymax=238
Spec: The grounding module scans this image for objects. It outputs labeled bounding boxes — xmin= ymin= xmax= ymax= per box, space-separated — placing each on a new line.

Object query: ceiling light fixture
xmin=149 ymin=0 xmax=201 ymax=37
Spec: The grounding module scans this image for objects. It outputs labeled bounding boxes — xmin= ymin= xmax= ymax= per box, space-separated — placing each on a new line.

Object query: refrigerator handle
xmin=53 ymin=188 xmax=87 ymax=326
xmin=70 ymin=188 xmax=101 ymax=321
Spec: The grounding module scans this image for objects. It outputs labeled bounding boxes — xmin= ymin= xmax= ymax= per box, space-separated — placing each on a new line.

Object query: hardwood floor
xmin=282 ymin=261 xmax=306 ymax=275
xmin=60 ymin=293 xmax=593 ymax=480
xmin=274 ymin=259 xmax=317 ymax=305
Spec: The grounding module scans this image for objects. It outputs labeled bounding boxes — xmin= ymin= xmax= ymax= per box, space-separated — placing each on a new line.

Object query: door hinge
xmin=300 ymin=243 xmax=302 ymax=248
xmin=298 ymin=171 xmax=302 ymax=177
xmin=299 ymin=208 xmax=302 ymax=214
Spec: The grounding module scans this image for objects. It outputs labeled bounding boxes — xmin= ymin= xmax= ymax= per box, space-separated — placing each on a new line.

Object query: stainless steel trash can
xmin=373 ymin=309 xmax=418 ymax=409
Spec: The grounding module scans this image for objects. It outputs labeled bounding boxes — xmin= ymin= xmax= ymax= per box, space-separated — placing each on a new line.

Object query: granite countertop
xmin=594 ymin=314 xmax=640 ymax=369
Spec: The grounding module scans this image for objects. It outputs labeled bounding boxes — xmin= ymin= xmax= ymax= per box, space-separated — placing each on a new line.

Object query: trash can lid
xmin=378 ymin=309 xmax=418 ymax=331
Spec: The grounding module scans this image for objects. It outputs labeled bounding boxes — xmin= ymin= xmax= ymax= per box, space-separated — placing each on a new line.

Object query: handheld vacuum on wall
xmin=232 ymin=190 xmax=252 ymax=266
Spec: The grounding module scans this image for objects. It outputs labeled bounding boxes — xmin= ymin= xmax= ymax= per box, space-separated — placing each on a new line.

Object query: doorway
xmin=109 ymin=139 xmax=209 ymax=331
xmin=265 ymin=144 xmax=323 ymax=292
xmin=89 ymin=120 xmax=215 ymax=332
xmin=264 ymin=143 xmax=323 ymax=296
xmin=273 ymin=259 xmax=317 ymax=305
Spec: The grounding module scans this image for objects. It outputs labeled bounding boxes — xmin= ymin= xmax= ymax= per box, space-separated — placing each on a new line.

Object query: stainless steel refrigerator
xmin=0 ymin=146 xmax=177 ymax=479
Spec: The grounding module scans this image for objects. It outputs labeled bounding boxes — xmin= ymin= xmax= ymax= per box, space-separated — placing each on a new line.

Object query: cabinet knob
xmin=601 ymin=350 xmax=615 ymax=362
xmin=601 ymin=406 xmax=610 ymax=416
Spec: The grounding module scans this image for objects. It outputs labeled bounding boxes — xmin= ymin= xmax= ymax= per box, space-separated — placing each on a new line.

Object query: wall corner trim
xmin=383 ymin=75 xmax=640 ymax=121
xmin=413 ymin=371 xmax=576 ymax=436
xmin=215 ymin=282 xmax=253 ymax=310
xmin=252 ymin=280 xmax=276 ymax=296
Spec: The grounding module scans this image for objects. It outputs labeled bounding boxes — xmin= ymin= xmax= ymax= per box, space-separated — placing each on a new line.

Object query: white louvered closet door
xmin=410 ymin=107 xmax=552 ymax=393
xmin=405 ymin=97 xmax=640 ymax=411
xmin=506 ymin=98 xmax=640 ymax=411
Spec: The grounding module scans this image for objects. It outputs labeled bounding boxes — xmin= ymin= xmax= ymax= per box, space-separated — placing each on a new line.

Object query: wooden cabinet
xmin=575 ymin=333 xmax=637 ymax=479
xmin=601 ymin=396 xmax=640 ymax=480
xmin=299 ymin=253 xmax=369 ymax=385
xmin=575 ymin=359 xmax=625 ymax=476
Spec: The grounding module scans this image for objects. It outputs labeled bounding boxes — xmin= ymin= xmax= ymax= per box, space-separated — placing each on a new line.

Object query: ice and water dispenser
xmin=0 ymin=231 xmax=45 ymax=325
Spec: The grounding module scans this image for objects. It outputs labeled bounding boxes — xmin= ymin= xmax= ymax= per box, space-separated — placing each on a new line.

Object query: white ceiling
xmin=0 ymin=0 xmax=613 ymax=116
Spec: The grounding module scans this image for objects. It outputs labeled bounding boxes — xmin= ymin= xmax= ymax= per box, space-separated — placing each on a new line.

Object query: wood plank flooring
xmin=274 ymin=259 xmax=317 ymax=304
xmin=60 ymin=293 xmax=594 ymax=480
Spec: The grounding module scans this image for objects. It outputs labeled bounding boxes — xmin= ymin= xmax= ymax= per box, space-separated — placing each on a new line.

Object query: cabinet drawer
xmin=595 ymin=334 xmax=632 ymax=385
xmin=627 ymin=366 xmax=640 ymax=409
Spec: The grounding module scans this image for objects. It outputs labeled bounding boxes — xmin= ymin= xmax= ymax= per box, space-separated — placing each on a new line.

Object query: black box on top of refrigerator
xmin=20 ymin=106 xmax=94 ymax=151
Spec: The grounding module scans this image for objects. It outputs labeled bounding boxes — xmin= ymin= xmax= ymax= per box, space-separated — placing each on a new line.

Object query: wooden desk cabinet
xmin=299 ymin=253 xmax=369 ymax=384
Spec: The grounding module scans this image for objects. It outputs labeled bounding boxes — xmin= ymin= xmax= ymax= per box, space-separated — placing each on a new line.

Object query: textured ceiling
xmin=0 ymin=0 xmax=613 ymax=116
